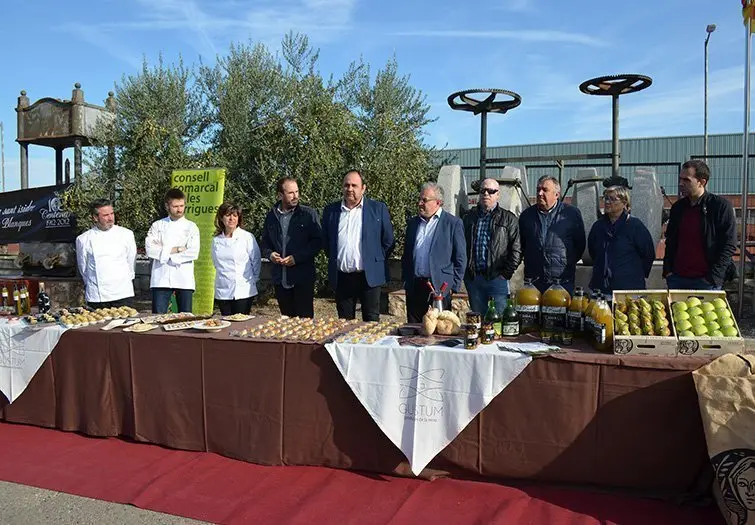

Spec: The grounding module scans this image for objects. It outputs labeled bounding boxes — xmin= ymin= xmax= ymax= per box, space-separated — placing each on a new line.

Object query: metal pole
xmin=738 ymin=19 xmax=752 ymax=319
xmin=704 ymin=35 xmax=710 ymax=160
xmin=480 ymin=111 xmax=488 ymax=181
xmin=611 ymin=94 xmax=620 ymax=180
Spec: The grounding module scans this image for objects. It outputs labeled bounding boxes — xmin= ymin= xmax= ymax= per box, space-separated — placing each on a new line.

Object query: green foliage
xmin=72 ymin=33 xmax=440 ymax=293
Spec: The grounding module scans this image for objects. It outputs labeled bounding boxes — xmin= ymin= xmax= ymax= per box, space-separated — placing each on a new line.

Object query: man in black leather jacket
xmin=463 ymin=178 xmax=522 ymax=314
xmin=663 ymin=160 xmax=737 ymax=290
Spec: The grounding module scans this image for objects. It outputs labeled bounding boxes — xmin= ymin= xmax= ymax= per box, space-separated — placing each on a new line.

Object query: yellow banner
xmin=744 ymin=0 xmax=755 ymax=32
xmin=170 ymin=168 xmax=226 ymax=315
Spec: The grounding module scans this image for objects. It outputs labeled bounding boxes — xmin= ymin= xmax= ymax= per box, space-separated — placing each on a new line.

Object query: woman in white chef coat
xmin=211 ymin=203 xmax=262 ymax=315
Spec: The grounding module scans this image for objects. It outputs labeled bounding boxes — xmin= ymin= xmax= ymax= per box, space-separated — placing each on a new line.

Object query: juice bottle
xmin=564 ymin=286 xmax=586 ymax=345
xmin=582 ymin=290 xmax=599 ymax=343
xmin=516 ymin=278 xmax=541 ymax=334
xmin=592 ymin=294 xmax=614 ymax=352
xmin=540 ymin=280 xmax=571 ymax=344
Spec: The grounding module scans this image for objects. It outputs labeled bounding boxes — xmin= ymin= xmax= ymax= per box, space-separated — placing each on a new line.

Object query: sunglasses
xmin=480 ymin=188 xmax=499 ymax=195
xmin=603 ymin=196 xmax=621 ymax=203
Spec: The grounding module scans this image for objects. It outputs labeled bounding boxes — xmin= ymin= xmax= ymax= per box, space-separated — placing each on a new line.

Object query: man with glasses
xmin=663 ymin=160 xmax=737 ymax=290
xmin=402 ymin=182 xmax=466 ymax=322
xmin=463 ymin=177 xmax=522 ymax=315
xmin=519 ymin=175 xmax=586 ymax=294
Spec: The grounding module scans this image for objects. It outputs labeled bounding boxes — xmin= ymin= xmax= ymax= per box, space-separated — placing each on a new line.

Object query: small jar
xmin=464 ymin=324 xmax=479 ymax=350
xmin=466 ymin=312 xmax=482 ymax=332
xmin=481 ymin=321 xmax=495 ymax=344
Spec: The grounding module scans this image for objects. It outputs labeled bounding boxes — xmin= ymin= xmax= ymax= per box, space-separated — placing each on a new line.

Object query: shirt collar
xmin=420 ymin=207 xmax=442 ymax=223
xmin=276 ymin=203 xmax=295 ymax=215
xmin=538 ymin=201 xmax=560 ymax=215
xmin=478 ymin=203 xmax=498 ymax=215
xmin=341 ymin=197 xmax=364 ymax=212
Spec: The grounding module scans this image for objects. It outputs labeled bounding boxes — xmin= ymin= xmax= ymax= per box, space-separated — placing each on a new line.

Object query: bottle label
xmin=541 ymin=306 xmax=567 ymax=331
xmin=502 ymin=321 xmax=519 ymax=337
xmin=493 ymin=322 xmax=502 ymax=337
xmin=1 ymin=291 xmax=7 ymax=298
xmin=516 ymin=304 xmax=540 ymax=330
xmin=592 ymin=323 xmax=607 ymax=345
xmin=566 ymin=311 xmax=583 ymax=332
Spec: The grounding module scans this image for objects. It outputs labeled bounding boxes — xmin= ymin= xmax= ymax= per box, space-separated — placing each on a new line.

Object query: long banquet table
xmin=0 ymin=323 xmax=715 ymax=499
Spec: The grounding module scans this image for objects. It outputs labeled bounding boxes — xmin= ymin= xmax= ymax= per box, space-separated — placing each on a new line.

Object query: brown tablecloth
xmin=0 ymin=325 xmax=714 ymax=498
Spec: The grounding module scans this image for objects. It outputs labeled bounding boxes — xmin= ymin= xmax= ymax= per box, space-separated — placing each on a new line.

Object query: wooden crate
xmin=612 ymin=290 xmax=678 ymax=357
xmin=667 ymin=290 xmax=745 ymax=358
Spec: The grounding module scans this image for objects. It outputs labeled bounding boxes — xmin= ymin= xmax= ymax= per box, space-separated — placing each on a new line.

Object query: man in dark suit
xmin=259 ymin=177 xmax=322 ymax=317
xmin=322 ymin=169 xmax=394 ymax=321
xmin=402 ymin=182 xmax=467 ymax=323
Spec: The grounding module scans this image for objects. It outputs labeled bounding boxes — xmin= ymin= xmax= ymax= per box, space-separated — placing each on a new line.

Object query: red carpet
xmin=0 ymin=422 xmax=723 ymax=525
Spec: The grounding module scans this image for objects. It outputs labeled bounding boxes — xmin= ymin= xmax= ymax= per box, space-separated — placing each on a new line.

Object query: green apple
xmin=706 ymin=321 xmax=720 ymax=333
xmin=687 ymin=306 xmax=703 ymax=317
xmin=710 ymin=330 xmax=724 ymax=337
xmin=722 ymin=326 xmax=739 ymax=337
xmin=700 ymin=301 xmax=715 ymax=313
xmin=720 ymin=318 xmax=735 ymax=328
xmin=686 ymin=297 xmax=702 ymax=308
xmin=675 ymin=310 xmax=690 ymax=321
xmin=712 ymin=298 xmax=727 ymax=309
xmin=689 ymin=316 xmax=706 ymax=326
xmin=676 ymin=319 xmax=692 ymax=332
xmin=672 ymin=301 xmax=688 ymax=312
xmin=703 ymin=311 xmax=718 ymax=323
xmin=680 ymin=330 xmax=695 ymax=337
xmin=692 ymin=324 xmax=708 ymax=336
xmin=715 ymin=308 xmax=731 ymax=319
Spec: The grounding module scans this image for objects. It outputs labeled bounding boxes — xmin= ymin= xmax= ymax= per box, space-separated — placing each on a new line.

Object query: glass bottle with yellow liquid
xmin=591 ymin=293 xmax=614 ymax=352
xmin=516 ymin=278 xmax=541 ymax=334
xmin=564 ymin=286 xmax=586 ymax=345
xmin=540 ymin=280 xmax=571 ymax=344
xmin=582 ymin=290 xmax=599 ymax=344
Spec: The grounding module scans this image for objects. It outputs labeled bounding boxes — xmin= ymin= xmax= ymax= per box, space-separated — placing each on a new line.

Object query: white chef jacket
xmin=145 ymin=216 xmax=200 ymax=290
xmin=76 ymin=225 xmax=137 ymax=303
xmin=211 ymin=228 xmax=261 ymax=300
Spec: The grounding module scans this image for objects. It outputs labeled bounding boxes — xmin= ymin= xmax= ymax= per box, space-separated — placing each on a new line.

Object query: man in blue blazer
xmin=322 ymin=170 xmax=395 ymax=321
xmin=402 ymin=183 xmax=467 ymax=323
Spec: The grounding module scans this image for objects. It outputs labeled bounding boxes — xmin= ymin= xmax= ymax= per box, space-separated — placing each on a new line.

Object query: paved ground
xmin=0 ymin=481 xmax=208 ymax=525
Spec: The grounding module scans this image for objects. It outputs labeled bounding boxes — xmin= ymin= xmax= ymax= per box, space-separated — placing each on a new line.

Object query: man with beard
xmin=519 ymin=175 xmax=586 ymax=295
xmin=260 ymin=177 xmax=322 ymax=317
xmin=76 ymin=199 xmax=137 ymax=308
xmin=145 ymin=188 xmax=201 ymax=313
xmin=322 ymin=169 xmax=394 ymax=321
xmin=664 ymin=159 xmax=737 ymax=290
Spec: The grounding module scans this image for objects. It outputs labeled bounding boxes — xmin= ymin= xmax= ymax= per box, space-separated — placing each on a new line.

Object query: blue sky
xmin=0 ymin=0 xmax=749 ymax=191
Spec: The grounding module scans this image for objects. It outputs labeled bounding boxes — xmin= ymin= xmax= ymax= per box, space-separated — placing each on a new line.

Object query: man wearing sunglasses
xmin=519 ymin=175 xmax=586 ymax=295
xmin=462 ymin=178 xmax=522 ymax=315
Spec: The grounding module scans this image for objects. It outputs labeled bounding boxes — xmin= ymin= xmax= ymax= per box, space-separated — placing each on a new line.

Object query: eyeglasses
xmin=603 ymin=196 xmax=621 ymax=203
xmin=418 ymin=198 xmax=439 ymax=204
xmin=480 ymin=188 xmax=499 ymax=195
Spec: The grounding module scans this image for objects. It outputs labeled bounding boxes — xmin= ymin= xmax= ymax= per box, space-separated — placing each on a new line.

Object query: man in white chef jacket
xmin=145 ymin=188 xmax=201 ymax=313
xmin=76 ymin=199 xmax=137 ymax=308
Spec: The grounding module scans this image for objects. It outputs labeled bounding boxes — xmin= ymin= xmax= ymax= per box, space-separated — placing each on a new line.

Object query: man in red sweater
xmin=663 ymin=160 xmax=737 ymax=290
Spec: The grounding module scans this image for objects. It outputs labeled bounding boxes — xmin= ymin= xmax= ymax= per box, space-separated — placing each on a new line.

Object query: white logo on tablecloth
xmin=0 ymin=345 xmax=26 ymax=369
xmin=398 ymin=366 xmax=444 ymax=421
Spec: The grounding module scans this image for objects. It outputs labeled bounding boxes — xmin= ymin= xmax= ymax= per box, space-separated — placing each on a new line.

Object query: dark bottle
xmin=1 ymin=282 xmax=8 ymax=309
xmin=501 ymin=298 xmax=520 ymax=337
xmin=37 ymin=282 xmax=51 ymax=314
xmin=484 ymin=297 xmax=502 ymax=339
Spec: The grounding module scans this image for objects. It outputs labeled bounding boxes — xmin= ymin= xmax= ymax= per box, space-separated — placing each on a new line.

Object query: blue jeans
xmin=151 ymin=288 xmax=194 ymax=314
xmin=666 ymin=274 xmax=719 ymax=291
xmin=465 ymin=274 xmax=509 ymax=315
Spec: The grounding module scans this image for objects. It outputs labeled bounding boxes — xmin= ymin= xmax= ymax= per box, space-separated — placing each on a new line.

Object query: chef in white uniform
xmin=211 ymin=202 xmax=261 ymax=315
xmin=145 ymin=188 xmax=200 ymax=313
xmin=76 ymin=199 xmax=137 ymax=308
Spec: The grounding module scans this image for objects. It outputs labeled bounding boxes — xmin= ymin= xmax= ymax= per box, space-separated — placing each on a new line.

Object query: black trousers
xmin=215 ymin=296 xmax=254 ymax=316
xmin=335 ymin=271 xmax=381 ymax=322
xmin=275 ymin=283 xmax=315 ymax=318
xmin=87 ymin=298 xmax=132 ymax=309
xmin=406 ymin=277 xmax=452 ymax=323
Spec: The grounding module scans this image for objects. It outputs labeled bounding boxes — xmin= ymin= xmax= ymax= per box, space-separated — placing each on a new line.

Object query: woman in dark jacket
xmin=588 ymin=186 xmax=656 ymax=294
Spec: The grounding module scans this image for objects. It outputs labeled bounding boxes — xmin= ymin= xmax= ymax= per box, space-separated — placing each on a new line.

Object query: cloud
xmin=393 ymin=29 xmax=606 ymax=47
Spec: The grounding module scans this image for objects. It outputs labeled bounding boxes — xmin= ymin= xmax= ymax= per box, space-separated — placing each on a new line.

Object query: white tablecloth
xmin=0 ymin=322 xmax=66 ymax=403
xmin=324 ymin=337 xmax=532 ymax=475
